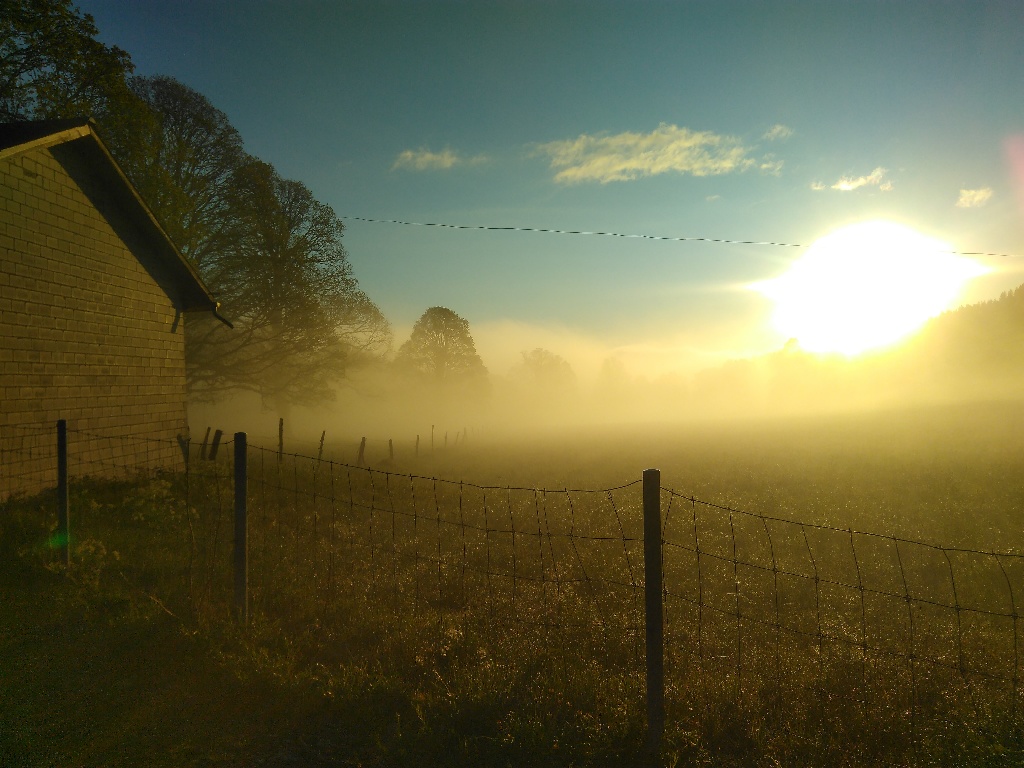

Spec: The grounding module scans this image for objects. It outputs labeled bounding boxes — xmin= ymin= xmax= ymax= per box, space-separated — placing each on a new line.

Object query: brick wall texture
xmin=1 ymin=145 xmax=188 ymax=499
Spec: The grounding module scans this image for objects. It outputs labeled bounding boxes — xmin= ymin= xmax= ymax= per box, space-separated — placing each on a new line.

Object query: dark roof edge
xmin=0 ymin=117 xmax=230 ymax=327
xmin=0 ymin=117 xmax=94 ymax=157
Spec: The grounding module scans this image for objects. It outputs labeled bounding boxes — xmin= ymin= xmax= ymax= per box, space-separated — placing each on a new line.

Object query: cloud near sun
xmin=811 ymin=167 xmax=893 ymax=192
xmin=391 ymin=148 xmax=487 ymax=171
xmin=536 ymin=123 xmax=777 ymax=184
xmin=956 ymin=187 xmax=994 ymax=208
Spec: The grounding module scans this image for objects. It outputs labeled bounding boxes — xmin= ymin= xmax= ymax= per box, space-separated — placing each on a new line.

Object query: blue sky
xmin=79 ymin=0 xmax=1024 ymax=379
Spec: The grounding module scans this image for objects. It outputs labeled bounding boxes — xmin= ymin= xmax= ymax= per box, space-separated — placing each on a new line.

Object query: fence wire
xmin=4 ymin=423 xmax=1022 ymax=761
xmin=0 ymin=422 xmax=57 ymax=499
xmin=241 ymin=445 xmax=646 ymax=702
xmin=661 ymin=488 xmax=1024 ymax=752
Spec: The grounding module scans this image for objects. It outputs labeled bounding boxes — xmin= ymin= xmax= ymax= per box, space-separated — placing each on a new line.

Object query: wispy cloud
xmin=536 ymin=123 xmax=761 ymax=184
xmin=391 ymin=147 xmax=487 ymax=171
xmin=759 ymin=155 xmax=784 ymax=175
xmin=956 ymin=187 xmax=994 ymax=208
xmin=762 ymin=124 xmax=794 ymax=141
xmin=811 ymin=167 xmax=892 ymax=192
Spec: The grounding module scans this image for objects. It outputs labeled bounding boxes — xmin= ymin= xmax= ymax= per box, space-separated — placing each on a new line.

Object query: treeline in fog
xmin=9 ymin=2 xmax=1024 ymax=441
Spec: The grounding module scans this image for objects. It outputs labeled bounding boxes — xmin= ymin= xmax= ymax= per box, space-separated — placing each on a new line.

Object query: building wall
xmin=0 ymin=145 xmax=188 ymax=499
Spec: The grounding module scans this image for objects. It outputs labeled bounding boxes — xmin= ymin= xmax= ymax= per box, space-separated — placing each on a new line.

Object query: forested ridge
xmin=917 ymin=283 xmax=1024 ymax=372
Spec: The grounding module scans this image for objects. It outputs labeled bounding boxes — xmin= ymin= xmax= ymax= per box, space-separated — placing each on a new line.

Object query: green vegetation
xmin=5 ymin=404 xmax=1024 ymax=766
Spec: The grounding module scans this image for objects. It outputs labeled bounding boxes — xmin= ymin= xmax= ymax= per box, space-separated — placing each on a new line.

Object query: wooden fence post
xmin=643 ymin=467 xmax=664 ymax=755
xmin=234 ymin=432 xmax=248 ymax=624
xmin=318 ymin=430 xmax=326 ymax=462
xmin=278 ymin=418 xmax=284 ymax=462
xmin=208 ymin=429 xmax=223 ymax=460
xmin=357 ymin=437 xmax=366 ymax=466
xmin=176 ymin=433 xmax=189 ymax=463
xmin=200 ymin=426 xmax=211 ymax=460
xmin=388 ymin=438 xmax=394 ymax=461
xmin=56 ymin=419 xmax=69 ymax=567
xmin=415 ymin=434 xmax=420 ymax=457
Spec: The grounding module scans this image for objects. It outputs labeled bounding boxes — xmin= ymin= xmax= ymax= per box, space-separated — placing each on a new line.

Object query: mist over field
xmin=184 ymin=281 xmax=1024 ymax=561
xmin=191 ymin=283 xmax=1024 ymax=468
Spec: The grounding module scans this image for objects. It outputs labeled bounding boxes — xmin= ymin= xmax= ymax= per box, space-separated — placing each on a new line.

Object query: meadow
xmin=4 ymin=399 xmax=1024 ymax=766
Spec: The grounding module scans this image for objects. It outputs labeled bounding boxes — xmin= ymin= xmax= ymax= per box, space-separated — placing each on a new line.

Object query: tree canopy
xmin=0 ymin=0 xmax=133 ymax=120
xmin=188 ymin=156 xmax=389 ymax=404
xmin=396 ymin=307 xmax=487 ymax=385
xmin=1 ymin=2 xmax=391 ymax=406
xmin=510 ymin=348 xmax=576 ymax=393
xmin=112 ymin=77 xmax=390 ymax=405
xmin=109 ymin=75 xmax=245 ymax=273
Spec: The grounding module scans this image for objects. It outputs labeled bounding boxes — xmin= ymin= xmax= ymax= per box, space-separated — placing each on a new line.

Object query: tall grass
xmin=6 ymin=405 xmax=1024 ymax=765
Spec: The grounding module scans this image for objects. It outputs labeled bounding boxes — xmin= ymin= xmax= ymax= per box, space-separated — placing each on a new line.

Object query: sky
xmin=77 ymin=0 xmax=1024 ymax=381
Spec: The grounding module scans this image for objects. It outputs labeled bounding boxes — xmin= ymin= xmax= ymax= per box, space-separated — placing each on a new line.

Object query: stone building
xmin=0 ymin=118 xmax=226 ymax=499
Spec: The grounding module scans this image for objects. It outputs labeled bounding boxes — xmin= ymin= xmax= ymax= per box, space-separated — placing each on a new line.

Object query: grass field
xmin=4 ymin=400 xmax=1024 ymax=766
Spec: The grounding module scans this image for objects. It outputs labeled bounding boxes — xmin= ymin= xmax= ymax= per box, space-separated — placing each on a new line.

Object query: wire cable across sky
xmin=340 ymin=215 xmax=1021 ymax=259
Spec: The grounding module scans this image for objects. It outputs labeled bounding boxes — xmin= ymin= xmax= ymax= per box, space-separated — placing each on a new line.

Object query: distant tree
xmin=0 ymin=0 xmax=134 ymax=120
xmin=396 ymin=307 xmax=487 ymax=384
xmin=510 ymin=348 xmax=576 ymax=393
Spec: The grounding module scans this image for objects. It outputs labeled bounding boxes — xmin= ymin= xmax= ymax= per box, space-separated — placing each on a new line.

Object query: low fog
xmin=189 ymin=284 xmax=1024 ymax=470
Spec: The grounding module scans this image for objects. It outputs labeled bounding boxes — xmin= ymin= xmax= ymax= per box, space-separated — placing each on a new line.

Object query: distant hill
xmin=689 ymin=284 xmax=1024 ymax=416
xmin=912 ymin=284 xmax=1024 ymax=377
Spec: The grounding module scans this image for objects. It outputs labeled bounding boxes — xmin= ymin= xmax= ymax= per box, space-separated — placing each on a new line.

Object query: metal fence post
xmin=234 ymin=432 xmax=248 ymax=624
xmin=643 ymin=467 xmax=664 ymax=754
xmin=56 ymin=419 xmax=69 ymax=566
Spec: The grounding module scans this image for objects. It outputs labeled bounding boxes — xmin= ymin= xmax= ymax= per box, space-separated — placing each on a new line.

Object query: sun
xmin=753 ymin=220 xmax=989 ymax=355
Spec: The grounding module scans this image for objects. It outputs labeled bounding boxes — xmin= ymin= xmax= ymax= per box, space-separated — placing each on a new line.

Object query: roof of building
xmin=0 ymin=117 xmax=228 ymax=323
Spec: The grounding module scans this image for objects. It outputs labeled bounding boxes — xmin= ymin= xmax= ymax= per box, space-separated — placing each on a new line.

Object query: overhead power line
xmin=342 ymin=215 xmax=805 ymax=248
xmin=340 ymin=216 xmax=1020 ymax=259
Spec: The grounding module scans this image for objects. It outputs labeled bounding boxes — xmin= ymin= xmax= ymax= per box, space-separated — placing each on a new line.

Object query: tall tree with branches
xmin=0 ymin=0 xmax=134 ymax=120
xmin=187 ymin=157 xmax=390 ymax=404
xmin=2 ymin=6 xmax=391 ymax=405
xmin=115 ymin=79 xmax=391 ymax=405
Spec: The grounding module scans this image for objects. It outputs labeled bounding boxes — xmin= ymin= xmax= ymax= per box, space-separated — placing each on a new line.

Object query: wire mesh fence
xmin=238 ymin=443 xmax=648 ymax=726
xmin=0 ymin=420 xmax=183 ymax=500
xmin=0 ymin=422 xmax=58 ymax=499
xmin=661 ymin=490 xmax=1024 ymax=756
xmin=3 ymin=421 xmax=1022 ymax=761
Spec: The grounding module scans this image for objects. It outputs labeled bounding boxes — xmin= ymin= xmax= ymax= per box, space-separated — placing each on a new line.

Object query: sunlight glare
xmin=753 ymin=221 xmax=988 ymax=355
